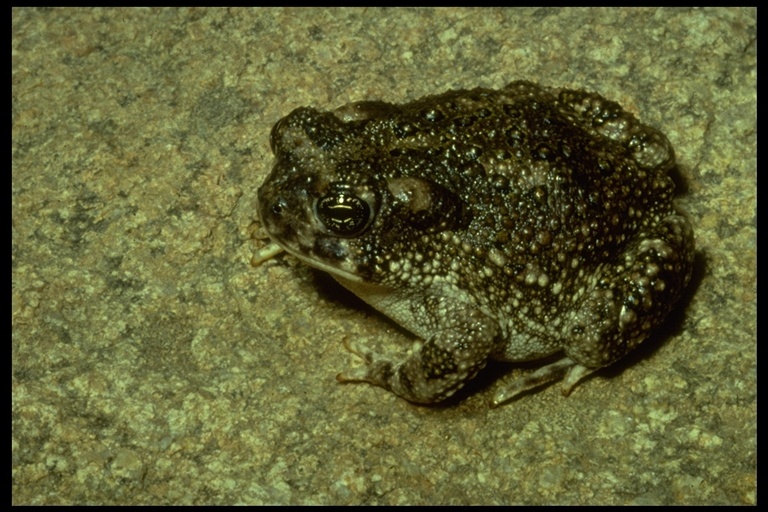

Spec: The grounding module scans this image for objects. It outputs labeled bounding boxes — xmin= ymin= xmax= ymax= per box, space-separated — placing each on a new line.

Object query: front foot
xmin=335 ymin=336 xmax=388 ymax=384
xmin=336 ymin=336 xmax=424 ymax=401
xmin=336 ymin=333 xmax=492 ymax=404
xmin=336 ymin=303 xmax=501 ymax=404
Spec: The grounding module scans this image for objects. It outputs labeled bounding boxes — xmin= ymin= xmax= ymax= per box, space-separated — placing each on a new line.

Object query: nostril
xmin=271 ymin=197 xmax=287 ymax=216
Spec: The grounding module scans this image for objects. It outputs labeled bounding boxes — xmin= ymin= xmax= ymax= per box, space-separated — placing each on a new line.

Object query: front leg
xmin=337 ymin=304 xmax=503 ymax=404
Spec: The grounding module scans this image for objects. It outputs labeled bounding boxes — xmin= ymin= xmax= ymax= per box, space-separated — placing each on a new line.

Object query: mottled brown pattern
xmin=256 ymin=81 xmax=694 ymax=406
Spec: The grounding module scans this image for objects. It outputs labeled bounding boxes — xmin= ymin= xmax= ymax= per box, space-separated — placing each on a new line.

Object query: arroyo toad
xmin=255 ymin=80 xmax=694 ymax=406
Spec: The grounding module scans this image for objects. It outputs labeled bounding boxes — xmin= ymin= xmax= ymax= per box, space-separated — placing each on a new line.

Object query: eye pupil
xmin=316 ymin=192 xmax=371 ymax=236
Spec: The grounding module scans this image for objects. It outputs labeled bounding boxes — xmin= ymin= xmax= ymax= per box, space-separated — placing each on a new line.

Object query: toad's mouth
xmin=251 ymin=237 xmax=365 ymax=284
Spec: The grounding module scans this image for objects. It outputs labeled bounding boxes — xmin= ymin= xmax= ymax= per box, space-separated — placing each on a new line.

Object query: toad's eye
xmin=315 ymin=189 xmax=373 ymax=237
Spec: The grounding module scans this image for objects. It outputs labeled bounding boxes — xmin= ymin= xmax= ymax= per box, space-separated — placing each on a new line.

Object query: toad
xmin=254 ymin=80 xmax=694 ymax=406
